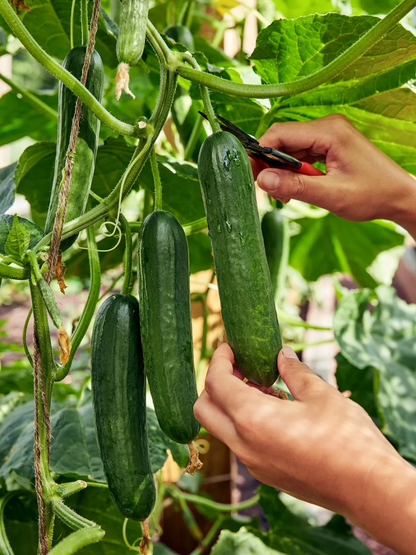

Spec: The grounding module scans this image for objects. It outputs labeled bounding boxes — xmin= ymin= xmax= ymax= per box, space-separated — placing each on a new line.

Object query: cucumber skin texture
xmin=91 ymin=294 xmax=155 ymax=521
xmin=261 ymin=208 xmax=288 ymax=305
xmin=164 ymin=25 xmax=195 ymax=51
xmin=44 ymin=47 xmax=103 ymax=252
xmin=117 ymin=0 xmax=149 ymax=65
xmin=139 ymin=210 xmax=200 ymax=444
xmin=198 ymin=132 xmax=282 ymax=387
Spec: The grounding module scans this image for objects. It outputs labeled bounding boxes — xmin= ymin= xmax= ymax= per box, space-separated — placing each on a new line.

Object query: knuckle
xmin=203 ymin=374 xmax=215 ymax=396
xmin=289 ymin=173 xmax=306 ymax=199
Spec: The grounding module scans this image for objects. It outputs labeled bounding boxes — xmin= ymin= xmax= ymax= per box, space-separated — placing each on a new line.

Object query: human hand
xmin=194 ymin=344 xmax=416 ymax=553
xmin=252 ymin=115 xmax=416 ymax=235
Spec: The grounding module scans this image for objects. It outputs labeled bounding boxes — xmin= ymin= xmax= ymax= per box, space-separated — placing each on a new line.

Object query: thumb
xmin=277 ymin=346 xmax=324 ymax=401
xmin=257 ymin=168 xmax=334 ymax=208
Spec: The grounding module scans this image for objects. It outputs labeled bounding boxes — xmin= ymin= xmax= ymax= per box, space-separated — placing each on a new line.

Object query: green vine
xmin=150 ymin=147 xmax=163 ymax=211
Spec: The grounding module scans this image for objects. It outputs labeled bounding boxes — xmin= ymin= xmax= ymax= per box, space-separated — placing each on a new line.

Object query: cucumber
xmin=164 ymin=25 xmax=195 ymax=51
xmin=138 ymin=210 xmax=200 ymax=444
xmin=117 ymin=0 xmax=149 ymax=66
xmin=44 ymin=47 xmax=103 ymax=252
xmin=91 ymin=294 xmax=155 ymax=521
xmin=261 ymin=208 xmax=289 ymax=305
xmin=198 ymin=132 xmax=282 ymax=387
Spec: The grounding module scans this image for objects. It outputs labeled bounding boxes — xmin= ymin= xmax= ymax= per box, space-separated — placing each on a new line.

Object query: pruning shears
xmin=198 ymin=112 xmax=325 ymax=177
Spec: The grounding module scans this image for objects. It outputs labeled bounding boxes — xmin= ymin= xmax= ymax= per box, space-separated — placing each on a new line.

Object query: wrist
xmin=346 ymin=453 xmax=416 ymax=554
xmin=390 ymin=173 xmax=416 ymax=239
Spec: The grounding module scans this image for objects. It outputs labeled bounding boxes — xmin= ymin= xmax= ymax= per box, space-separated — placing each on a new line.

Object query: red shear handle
xmin=295 ymin=162 xmax=325 ymax=176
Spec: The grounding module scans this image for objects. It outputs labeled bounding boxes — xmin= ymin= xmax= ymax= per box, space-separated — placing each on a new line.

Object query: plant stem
xmin=212 ymin=19 xmax=228 ymax=48
xmin=34 ymin=71 xmax=178 ymax=253
xmin=23 ymin=306 xmax=34 ymax=368
xmin=183 ymin=217 xmax=207 ymax=236
xmin=150 ymin=147 xmax=163 ymax=211
xmin=98 ymin=271 xmax=124 ymax=300
xmin=0 ymin=493 xmax=15 ymax=555
xmin=120 ymin=214 xmax=133 ymax=294
xmin=56 ymin=224 xmax=100 ymax=381
xmin=184 ymin=0 xmax=196 ymax=28
xmin=70 ymin=0 xmax=77 ymax=49
xmin=181 ymin=54 xmax=220 ymax=133
xmin=167 ymin=487 xmax=260 ymax=512
xmin=184 ymin=116 xmax=203 ymax=161
xmin=190 ymin=515 xmax=224 ymax=555
xmin=177 ymin=0 xmax=416 ymax=98
xmin=0 ymin=72 xmax=58 ymax=121
xmin=80 ymin=0 xmax=89 ymax=45
xmin=178 ymin=498 xmax=204 ymax=542
xmin=52 ymin=498 xmax=97 ymax=530
xmin=47 ymin=526 xmax=105 ymax=555
xmin=291 ymin=338 xmax=334 ymax=352
xmin=0 ymin=0 xmax=142 ymax=137
xmin=0 ymin=261 xmax=29 ymax=280
xmin=277 ymin=311 xmax=332 ymax=331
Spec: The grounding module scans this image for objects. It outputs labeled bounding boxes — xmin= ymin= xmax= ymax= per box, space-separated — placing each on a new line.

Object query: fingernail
xmin=282 ymin=346 xmax=298 ymax=359
xmin=259 ymin=170 xmax=280 ymax=192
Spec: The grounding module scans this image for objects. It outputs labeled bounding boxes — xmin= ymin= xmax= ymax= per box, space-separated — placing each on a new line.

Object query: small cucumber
xmin=91 ymin=294 xmax=155 ymax=521
xmin=44 ymin=47 xmax=104 ymax=252
xmin=261 ymin=208 xmax=289 ymax=305
xmin=138 ymin=210 xmax=200 ymax=445
xmin=117 ymin=0 xmax=149 ymax=66
xmin=198 ymin=132 xmax=282 ymax=387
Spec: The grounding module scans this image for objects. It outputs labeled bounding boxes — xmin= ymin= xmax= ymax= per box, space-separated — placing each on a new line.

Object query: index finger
xmin=203 ymin=344 xmax=277 ymax=420
xmin=259 ymin=119 xmax=333 ymax=156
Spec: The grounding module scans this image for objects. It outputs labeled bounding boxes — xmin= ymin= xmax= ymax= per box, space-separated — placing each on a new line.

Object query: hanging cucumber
xmin=91 ymin=294 xmax=156 ymax=522
xmin=44 ymin=46 xmax=103 ymax=252
xmin=115 ymin=0 xmax=150 ymax=100
xmin=261 ymin=207 xmax=289 ymax=306
xmin=198 ymin=132 xmax=282 ymax=387
xmin=138 ymin=210 xmax=201 ymax=446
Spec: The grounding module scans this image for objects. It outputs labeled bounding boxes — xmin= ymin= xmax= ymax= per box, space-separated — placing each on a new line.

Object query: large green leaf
xmin=0 ymin=162 xmax=16 ymax=213
xmin=251 ymin=15 xmax=416 ymax=170
xmin=212 ymin=528 xmax=284 ymax=555
xmin=14 ymin=141 xmax=55 ymax=228
xmin=18 ymin=3 xmax=117 ymax=66
xmin=257 ymin=485 xmax=371 ymax=554
xmin=333 ymin=286 xmax=416 ymax=461
xmin=0 ymin=399 xmax=188 ymax=482
xmin=289 ymin=214 xmax=404 ymax=287
xmin=211 ymin=93 xmax=267 ymax=137
xmin=0 ymin=91 xmax=57 ymax=147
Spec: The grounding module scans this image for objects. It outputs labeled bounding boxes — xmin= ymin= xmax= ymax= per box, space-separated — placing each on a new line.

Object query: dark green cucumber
xmin=44 ymin=47 xmax=103 ymax=251
xmin=138 ymin=210 xmax=200 ymax=444
xmin=91 ymin=294 xmax=155 ymax=521
xmin=117 ymin=0 xmax=149 ymax=66
xmin=164 ymin=25 xmax=195 ymax=51
xmin=261 ymin=208 xmax=289 ymax=305
xmin=198 ymin=132 xmax=282 ymax=387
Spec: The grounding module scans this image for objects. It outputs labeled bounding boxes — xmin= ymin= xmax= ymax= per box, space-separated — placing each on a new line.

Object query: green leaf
xmin=333 ymin=286 xmax=416 ymax=461
xmin=17 ymin=3 xmax=117 ymax=66
xmin=14 ymin=141 xmax=56 ymax=228
xmin=0 ymin=162 xmax=16 ymax=213
xmin=258 ymin=485 xmax=371 ymax=554
xmin=289 ymin=214 xmax=404 ymax=287
xmin=335 ymin=353 xmax=378 ymax=420
xmin=0 ymin=91 xmax=57 ymax=147
xmin=4 ymin=214 xmax=31 ymax=259
xmin=211 ymin=93 xmax=266 ymax=137
xmin=252 ymin=15 xmax=416 ymax=167
xmin=0 ymin=214 xmax=44 ymax=257
xmin=138 ymin=155 xmax=205 ymax=224
xmin=188 ymin=232 xmax=213 ymax=275
xmin=0 ymin=399 xmax=188 ymax=482
xmin=212 ymin=528 xmax=284 ymax=554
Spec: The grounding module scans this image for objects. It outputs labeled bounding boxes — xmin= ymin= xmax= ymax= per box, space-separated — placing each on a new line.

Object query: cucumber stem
xmin=176 ymin=0 xmax=416 ymax=98
xmin=150 ymin=147 xmax=163 ymax=211
xmin=184 ymin=115 xmax=203 ymax=161
xmin=47 ymin=526 xmax=105 ymax=555
xmin=0 ymin=72 xmax=58 ymax=121
xmin=70 ymin=0 xmax=76 ymax=49
xmin=190 ymin=515 xmax=224 ymax=555
xmin=120 ymin=214 xmax=133 ymax=295
xmin=56 ymin=224 xmax=101 ymax=381
xmin=0 ymin=493 xmax=15 ymax=555
xmin=167 ymin=487 xmax=260 ymax=512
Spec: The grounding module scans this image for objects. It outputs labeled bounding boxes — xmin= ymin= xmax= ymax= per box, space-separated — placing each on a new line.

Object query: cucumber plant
xmin=0 ymin=0 xmax=415 ymax=554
